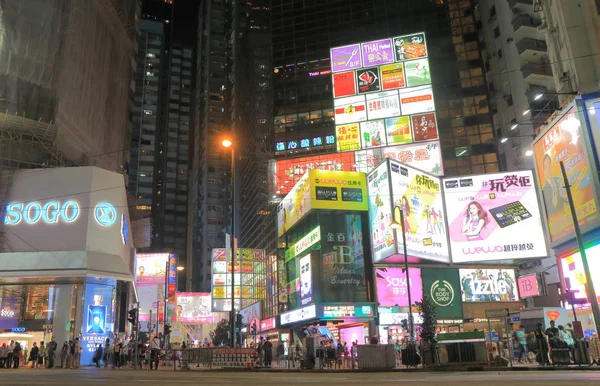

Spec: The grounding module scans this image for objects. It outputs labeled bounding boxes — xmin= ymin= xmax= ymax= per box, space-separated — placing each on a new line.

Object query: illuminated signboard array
xmin=275 ymin=135 xmax=336 ymax=154
xmin=330 ymin=33 xmax=439 ymax=154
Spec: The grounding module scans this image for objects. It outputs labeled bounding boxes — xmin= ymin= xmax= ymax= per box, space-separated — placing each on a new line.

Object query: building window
xmin=456 ymin=146 xmax=469 ymax=157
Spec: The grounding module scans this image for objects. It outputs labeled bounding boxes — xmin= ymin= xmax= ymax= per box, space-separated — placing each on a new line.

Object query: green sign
xmin=285 ymin=226 xmax=321 ymax=262
xmin=421 ymin=268 xmax=463 ymax=319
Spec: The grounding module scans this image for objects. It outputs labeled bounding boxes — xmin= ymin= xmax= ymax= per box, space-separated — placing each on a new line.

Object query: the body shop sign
xmin=421 ymin=268 xmax=463 ymax=319
xmin=376 ymin=267 xmax=423 ymax=307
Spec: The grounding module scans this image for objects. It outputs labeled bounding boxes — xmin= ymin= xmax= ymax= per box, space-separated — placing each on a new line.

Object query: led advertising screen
xmin=355 ymin=141 xmax=443 ymax=176
xmin=269 ymin=152 xmax=356 ymax=196
xmin=533 ymin=106 xmax=599 ymax=244
xmin=175 ymin=292 xmax=212 ymax=323
xmin=444 ymin=171 xmax=548 ymax=263
xmin=330 ymin=33 xmax=438 ymax=153
xmin=367 ymin=162 xmax=395 ymax=263
xmin=389 ymin=160 xmax=449 ymax=263
xmin=459 ymin=269 xmax=519 ymax=302
xmin=376 ymin=267 xmax=423 ymax=307
xmin=86 ymin=305 xmax=107 ymax=334
xmin=560 ymin=244 xmax=600 ymax=304
xmin=135 ymin=253 xmax=169 ymax=284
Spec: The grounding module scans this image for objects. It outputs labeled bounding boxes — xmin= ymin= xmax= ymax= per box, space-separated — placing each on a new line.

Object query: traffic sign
xmin=485 ymin=308 xmax=509 ymax=318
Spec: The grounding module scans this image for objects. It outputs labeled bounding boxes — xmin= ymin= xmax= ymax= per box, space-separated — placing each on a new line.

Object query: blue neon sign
xmin=121 ymin=214 xmax=129 ymax=245
xmin=11 ymin=327 xmax=25 ymax=333
xmin=94 ymin=202 xmax=117 ymax=227
xmin=4 ymin=200 xmax=80 ymax=225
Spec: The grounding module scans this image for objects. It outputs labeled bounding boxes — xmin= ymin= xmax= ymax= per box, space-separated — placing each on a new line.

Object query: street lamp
xmin=390 ymin=205 xmax=415 ymax=345
xmin=221 ymin=137 xmax=236 ymax=347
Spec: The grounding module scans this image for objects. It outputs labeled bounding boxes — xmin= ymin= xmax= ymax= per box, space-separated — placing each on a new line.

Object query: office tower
xmin=271 ymin=0 xmax=498 ymax=180
xmin=129 ymin=1 xmax=192 ymax=283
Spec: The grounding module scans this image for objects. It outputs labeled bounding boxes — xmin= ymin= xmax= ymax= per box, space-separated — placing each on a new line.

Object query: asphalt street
xmin=0 ymin=369 xmax=600 ymax=385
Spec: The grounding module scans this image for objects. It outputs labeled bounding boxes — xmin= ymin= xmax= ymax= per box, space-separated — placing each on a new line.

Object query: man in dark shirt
xmin=546 ymin=320 xmax=559 ymax=337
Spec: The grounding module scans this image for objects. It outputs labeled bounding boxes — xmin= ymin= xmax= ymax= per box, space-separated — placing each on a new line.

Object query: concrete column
xmin=52 ymin=285 xmax=74 ymax=345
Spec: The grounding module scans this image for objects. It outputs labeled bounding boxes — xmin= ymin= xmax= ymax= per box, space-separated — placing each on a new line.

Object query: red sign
xmin=332 ymin=71 xmax=356 ymax=98
xmin=271 ymin=152 xmax=356 ymax=195
xmin=517 ymin=274 xmax=539 ymax=298
xmin=260 ymin=317 xmax=276 ymax=331
xmin=411 ymin=112 xmax=438 ymax=142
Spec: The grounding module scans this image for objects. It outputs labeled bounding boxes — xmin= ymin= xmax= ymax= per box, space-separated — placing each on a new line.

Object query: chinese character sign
xmin=355 ymin=141 xmax=443 ymax=176
xmin=376 ymin=267 xmax=423 ymax=307
xmin=389 ymin=160 xmax=449 ymax=263
xmin=361 ymin=38 xmax=394 ymax=66
xmin=533 ymin=107 xmax=599 ymax=244
xmin=336 ymin=123 xmax=361 ymax=152
xmin=444 ymin=171 xmax=548 ymax=263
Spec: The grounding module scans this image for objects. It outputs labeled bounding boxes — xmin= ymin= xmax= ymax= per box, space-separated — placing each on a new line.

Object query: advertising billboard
xmin=336 ymin=123 xmax=361 ymax=152
xmin=360 ymin=120 xmax=386 ymax=149
xmin=381 ymin=63 xmax=405 ymax=90
xmin=366 ymin=91 xmax=401 ymax=120
xmin=421 ymin=268 xmax=463 ymax=319
xmin=175 ymin=293 xmax=212 ymax=323
xmin=135 ymin=253 xmax=169 ymax=284
xmin=404 ymin=59 xmax=431 ymax=87
xmin=269 ymin=152 xmax=356 ymax=196
xmin=86 ymin=305 xmax=107 ymax=334
xmin=444 ymin=171 xmax=548 ymax=263
xmin=334 ymin=95 xmax=367 ymax=124
xmin=459 ymin=269 xmax=519 ymax=302
xmin=299 ymin=254 xmax=313 ymax=305
xmin=533 ymin=106 xmax=599 ymax=244
xmin=517 ymin=274 xmax=540 ymax=298
xmin=393 ymin=33 xmax=428 ymax=61
xmin=389 ymin=160 xmax=449 ymax=263
xmin=560 ymin=244 xmax=600 ymax=304
xmin=330 ymin=44 xmax=362 ymax=72
xmin=356 ymin=67 xmax=381 ymax=94
xmin=332 ymin=71 xmax=357 ymax=97
xmin=356 ymin=141 xmax=443 ymax=176
xmin=361 ymin=38 xmax=395 ymax=66
xmin=368 ymin=162 xmax=395 ymax=263
xmin=277 ymin=170 xmax=368 ymax=237
xmin=376 ymin=267 xmax=423 ymax=307
xmin=399 ymin=85 xmax=435 ymax=115
xmin=385 ymin=116 xmax=412 ymax=145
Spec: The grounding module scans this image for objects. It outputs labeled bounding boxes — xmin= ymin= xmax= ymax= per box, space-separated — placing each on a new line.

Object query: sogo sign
xmin=4 ymin=200 xmax=118 ymax=227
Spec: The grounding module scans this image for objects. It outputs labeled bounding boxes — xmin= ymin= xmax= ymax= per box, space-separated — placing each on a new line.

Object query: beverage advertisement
xmin=356 ymin=67 xmax=381 ymax=94
xmin=381 ymin=63 xmax=406 ymax=90
xmin=361 ymin=38 xmax=394 ymax=67
xmin=421 ymin=268 xmax=463 ymax=319
xmin=360 ymin=120 xmax=386 ymax=149
xmin=330 ymin=43 xmax=362 ymax=72
xmin=533 ymin=106 xmax=599 ymax=244
xmin=355 ymin=141 xmax=443 ymax=176
xmin=299 ymin=254 xmax=313 ymax=305
xmin=334 ymin=95 xmax=367 ymax=125
xmin=366 ymin=91 xmax=401 ymax=120
xmin=389 ymin=160 xmax=450 ymax=263
xmin=336 ymin=123 xmax=361 ymax=152
xmin=375 ymin=267 xmax=423 ymax=307
xmin=404 ymin=59 xmax=431 ymax=87
xmin=444 ymin=171 xmax=548 ymax=263
xmin=560 ymin=244 xmax=600 ymax=304
xmin=411 ymin=113 xmax=438 ymax=142
xmin=399 ymin=86 xmax=435 ymax=115
xmin=135 ymin=253 xmax=169 ymax=284
xmin=393 ymin=33 xmax=428 ymax=61
xmin=332 ymin=71 xmax=357 ymax=98
xmin=367 ymin=162 xmax=395 ymax=263
xmin=385 ymin=116 xmax=412 ymax=145
xmin=459 ymin=269 xmax=519 ymax=302
xmin=319 ymin=213 xmax=368 ymax=303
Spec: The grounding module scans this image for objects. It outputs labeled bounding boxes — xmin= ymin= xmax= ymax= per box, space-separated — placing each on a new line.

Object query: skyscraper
xmin=271 ymin=0 xmax=498 ymax=179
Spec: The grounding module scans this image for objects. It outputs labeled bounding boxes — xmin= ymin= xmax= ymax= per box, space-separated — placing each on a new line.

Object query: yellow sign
xmin=336 ymin=123 xmax=361 ymax=152
xmin=277 ymin=170 xmax=368 ymax=237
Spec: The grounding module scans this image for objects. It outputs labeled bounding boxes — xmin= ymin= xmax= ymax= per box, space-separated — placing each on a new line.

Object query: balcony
xmin=517 ymin=38 xmax=547 ymax=62
xmin=522 ymin=64 xmax=554 ymax=88
xmin=512 ymin=15 xmax=541 ymax=36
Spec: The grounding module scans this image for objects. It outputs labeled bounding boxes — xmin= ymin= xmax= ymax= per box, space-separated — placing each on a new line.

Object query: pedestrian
xmin=150 ymin=335 xmax=161 ymax=370
xmin=12 ymin=342 xmax=22 ymax=369
xmin=515 ymin=328 xmax=527 ymax=363
xmin=60 ymin=342 xmax=68 ymax=368
xmin=72 ymin=338 xmax=81 ymax=369
xmin=93 ymin=344 xmax=103 ymax=368
xmin=0 ymin=343 xmax=7 ymax=368
xmin=103 ymin=338 xmax=111 ymax=368
xmin=29 ymin=342 xmax=39 ymax=369
xmin=66 ymin=341 xmax=74 ymax=369
xmin=47 ymin=336 xmax=57 ymax=369
xmin=115 ymin=343 xmax=123 ymax=369
xmin=6 ymin=340 xmax=14 ymax=368
xmin=257 ymin=337 xmax=265 ymax=367
xmin=276 ymin=342 xmax=285 ymax=367
xmin=264 ymin=337 xmax=273 ymax=368
xmin=23 ymin=346 xmax=28 ymax=366
xmin=535 ymin=323 xmax=549 ymax=365
xmin=38 ymin=341 xmax=45 ymax=368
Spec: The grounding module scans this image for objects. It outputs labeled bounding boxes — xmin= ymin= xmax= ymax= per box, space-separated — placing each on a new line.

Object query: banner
xmin=444 ymin=171 xmax=547 ymax=263
xmin=176 ymin=293 xmax=212 ymax=323
xmin=533 ymin=106 xmax=599 ymax=243
xmin=459 ymin=269 xmax=519 ymax=302
xmin=375 ymin=267 xmax=423 ymax=307
xmin=421 ymin=268 xmax=462 ymax=319
xmin=389 ymin=160 xmax=449 ymax=262
xmin=367 ymin=162 xmax=395 ymax=263
xmin=135 ymin=253 xmax=169 ymax=284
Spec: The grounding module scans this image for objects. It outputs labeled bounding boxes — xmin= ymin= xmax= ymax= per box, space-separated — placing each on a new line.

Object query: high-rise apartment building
xmin=129 ymin=2 xmax=192 ymax=287
xmin=271 ymin=0 xmax=498 ymax=181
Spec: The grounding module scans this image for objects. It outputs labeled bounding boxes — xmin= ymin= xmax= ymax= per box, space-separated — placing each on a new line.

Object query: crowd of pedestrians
xmin=0 ymin=336 xmax=82 ymax=369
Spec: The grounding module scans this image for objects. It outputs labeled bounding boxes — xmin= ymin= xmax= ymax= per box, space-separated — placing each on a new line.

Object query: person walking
xmin=276 ymin=342 xmax=285 ymax=368
xmin=114 ymin=343 xmax=123 ymax=369
xmin=535 ymin=323 xmax=549 ymax=365
xmin=66 ymin=341 xmax=74 ymax=369
xmin=6 ymin=340 xmax=14 ymax=368
xmin=0 ymin=343 xmax=7 ymax=368
xmin=257 ymin=338 xmax=265 ymax=367
xmin=515 ymin=329 xmax=527 ymax=363
xmin=72 ymin=338 xmax=81 ymax=369
xmin=103 ymin=338 xmax=111 ymax=368
xmin=264 ymin=337 xmax=273 ymax=368
xmin=22 ymin=346 xmax=28 ymax=366
xmin=12 ymin=342 xmax=22 ymax=369
xmin=29 ymin=342 xmax=39 ymax=369
xmin=38 ymin=341 xmax=46 ymax=368
xmin=47 ymin=336 xmax=57 ymax=369
xmin=93 ymin=344 xmax=103 ymax=368
xmin=60 ymin=342 xmax=68 ymax=368
xmin=150 ymin=335 xmax=161 ymax=370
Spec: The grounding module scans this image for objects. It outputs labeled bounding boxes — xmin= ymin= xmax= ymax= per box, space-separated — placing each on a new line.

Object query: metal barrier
xmin=180 ymin=347 xmax=215 ymax=369
xmin=356 ymin=344 xmax=396 ymax=370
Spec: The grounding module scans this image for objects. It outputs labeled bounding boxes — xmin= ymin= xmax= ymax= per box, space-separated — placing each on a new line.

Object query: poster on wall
xmin=393 ymin=33 xmax=428 ymax=61
xmin=385 ymin=116 xmax=412 ymax=145
xmin=330 ymin=44 xmax=362 ymax=72
xmin=381 ymin=63 xmax=406 ymax=90
xmin=355 ymin=141 xmax=443 ymax=176
xmin=368 ymin=162 xmax=395 ymax=263
xmin=366 ymin=91 xmax=401 ymax=120
xmin=533 ymin=106 xmax=599 ymax=244
xmin=334 ymin=95 xmax=367 ymax=125
xmin=404 ymin=59 xmax=431 ymax=87
xmin=332 ymin=71 xmax=357 ymax=98
xmin=356 ymin=67 xmax=381 ymax=94
xmin=410 ymin=113 xmax=438 ymax=142
xmin=299 ymin=254 xmax=313 ymax=305
xmin=361 ymin=38 xmax=395 ymax=67
xmin=135 ymin=253 xmax=169 ymax=284
xmin=459 ymin=269 xmax=519 ymax=302
xmin=336 ymin=123 xmax=361 ymax=152
xmin=444 ymin=171 xmax=548 ymax=263
xmin=389 ymin=160 xmax=450 ymax=263
xmin=399 ymin=86 xmax=434 ymax=115
xmin=375 ymin=267 xmax=423 ymax=307
xmin=360 ymin=120 xmax=386 ymax=149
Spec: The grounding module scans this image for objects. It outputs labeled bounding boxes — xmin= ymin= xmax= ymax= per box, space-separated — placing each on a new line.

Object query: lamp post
xmin=390 ymin=205 xmax=415 ymax=345
xmin=222 ymin=138 xmax=236 ymax=347
xmin=176 ymin=266 xmax=184 ymax=293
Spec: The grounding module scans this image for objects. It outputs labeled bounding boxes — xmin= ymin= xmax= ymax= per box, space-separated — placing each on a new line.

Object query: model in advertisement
xmin=399 ymin=196 xmax=413 ymax=234
xmin=541 ymin=154 xmax=568 ymax=218
xmin=461 ymin=201 xmax=489 ymax=240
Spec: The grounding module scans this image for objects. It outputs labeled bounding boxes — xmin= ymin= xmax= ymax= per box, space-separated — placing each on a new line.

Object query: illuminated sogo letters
xmin=4 ymin=200 xmax=80 ymax=225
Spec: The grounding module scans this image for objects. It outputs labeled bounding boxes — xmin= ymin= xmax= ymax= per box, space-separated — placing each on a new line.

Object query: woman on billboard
xmin=461 ymin=201 xmax=489 ymax=240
